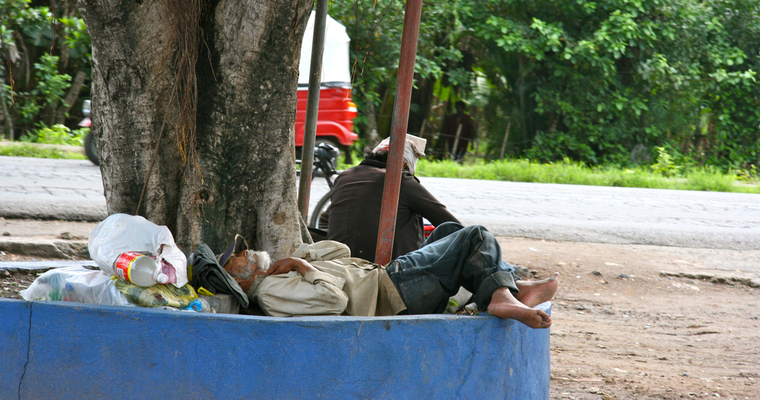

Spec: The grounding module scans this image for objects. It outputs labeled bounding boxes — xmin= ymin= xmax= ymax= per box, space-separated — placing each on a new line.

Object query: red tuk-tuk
xmin=295 ymin=12 xmax=358 ymax=156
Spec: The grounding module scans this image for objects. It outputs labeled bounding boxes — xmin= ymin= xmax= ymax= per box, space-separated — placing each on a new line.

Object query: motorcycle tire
xmin=84 ymin=132 xmax=100 ymax=166
xmin=309 ymin=189 xmax=332 ymax=230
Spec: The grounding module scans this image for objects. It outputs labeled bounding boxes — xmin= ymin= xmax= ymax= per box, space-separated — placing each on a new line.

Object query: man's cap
xmin=372 ymin=134 xmax=427 ymax=158
xmin=217 ymin=234 xmax=249 ymax=268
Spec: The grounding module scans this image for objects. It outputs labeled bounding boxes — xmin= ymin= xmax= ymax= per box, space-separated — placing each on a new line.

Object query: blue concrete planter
xmin=1 ymin=299 xmax=550 ymax=399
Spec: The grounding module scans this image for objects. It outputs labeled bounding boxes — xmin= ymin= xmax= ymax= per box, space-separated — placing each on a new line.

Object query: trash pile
xmin=20 ymin=213 xmax=248 ymax=314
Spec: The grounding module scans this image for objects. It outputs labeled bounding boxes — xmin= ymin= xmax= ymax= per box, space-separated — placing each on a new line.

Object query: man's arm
xmin=404 ymin=176 xmax=461 ymax=226
xmin=253 ymin=257 xmax=349 ymax=317
xmin=267 ymin=257 xmax=319 ymax=276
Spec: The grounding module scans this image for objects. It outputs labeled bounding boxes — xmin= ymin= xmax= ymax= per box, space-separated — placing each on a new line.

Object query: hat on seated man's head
xmin=371 ymin=134 xmax=427 ymax=175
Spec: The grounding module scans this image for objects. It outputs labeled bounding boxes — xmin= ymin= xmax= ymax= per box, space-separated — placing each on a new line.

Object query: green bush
xmin=650 ymin=147 xmax=681 ymax=177
xmin=22 ymin=124 xmax=88 ymax=146
xmin=414 ymin=157 xmax=759 ymax=194
xmin=0 ymin=143 xmax=86 ymax=160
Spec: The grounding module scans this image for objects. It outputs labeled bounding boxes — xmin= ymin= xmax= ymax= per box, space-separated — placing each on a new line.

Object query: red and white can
xmin=114 ymin=251 xmax=151 ymax=284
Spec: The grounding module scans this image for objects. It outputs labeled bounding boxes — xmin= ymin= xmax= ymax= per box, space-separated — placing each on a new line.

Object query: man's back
xmin=327 ymin=159 xmax=459 ymax=262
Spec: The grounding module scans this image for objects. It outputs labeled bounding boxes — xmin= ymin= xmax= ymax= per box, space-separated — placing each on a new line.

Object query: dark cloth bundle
xmin=188 ymin=244 xmax=249 ymax=308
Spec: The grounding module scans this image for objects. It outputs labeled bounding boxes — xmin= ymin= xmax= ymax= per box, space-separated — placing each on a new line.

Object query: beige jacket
xmin=247 ymin=241 xmax=407 ymax=317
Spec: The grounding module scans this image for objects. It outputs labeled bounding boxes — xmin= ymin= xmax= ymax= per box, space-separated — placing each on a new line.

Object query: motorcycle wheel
xmin=309 ymin=189 xmax=332 ymax=230
xmin=84 ymin=132 xmax=100 ymax=166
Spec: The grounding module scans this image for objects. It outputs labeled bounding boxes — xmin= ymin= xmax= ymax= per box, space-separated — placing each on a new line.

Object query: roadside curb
xmin=660 ymin=270 xmax=760 ymax=288
xmin=0 ymin=238 xmax=89 ymax=260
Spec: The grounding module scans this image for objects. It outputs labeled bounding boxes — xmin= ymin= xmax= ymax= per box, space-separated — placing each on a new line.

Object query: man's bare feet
xmin=487 ymin=287 xmax=553 ymax=329
xmin=515 ymin=272 xmax=560 ymax=308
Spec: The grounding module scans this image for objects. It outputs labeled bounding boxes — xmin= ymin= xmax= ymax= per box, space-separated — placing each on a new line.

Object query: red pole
xmin=375 ymin=0 xmax=424 ymax=265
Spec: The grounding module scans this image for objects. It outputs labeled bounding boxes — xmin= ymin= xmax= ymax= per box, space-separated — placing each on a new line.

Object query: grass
xmin=0 ymin=142 xmax=87 ymax=160
xmin=3 ymin=140 xmax=756 ymax=194
xmin=413 ymin=158 xmax=760 ymax=194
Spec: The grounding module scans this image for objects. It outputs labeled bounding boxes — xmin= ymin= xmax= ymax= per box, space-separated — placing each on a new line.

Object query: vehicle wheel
xmin=309 ymin=189 xmax=332 ymax=230
xmin=84 ymin=132 xmax=100 ymax=166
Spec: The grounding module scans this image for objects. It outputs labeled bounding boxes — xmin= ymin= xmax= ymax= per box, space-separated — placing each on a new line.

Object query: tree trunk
xmin=55 ymin=70 xmax=86 ymax=125
xmin=407 ymin=76 xmax=434 ymax=136
xmin=77 ymin=0 xmax=312 ymax=259
xmin=362 ymin=95 xmax=381 ymax=148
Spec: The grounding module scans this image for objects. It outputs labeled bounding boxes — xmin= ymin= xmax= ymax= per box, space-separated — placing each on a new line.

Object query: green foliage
xmin=650 ymin=147 xmax=681 ymax=177
xmin=733 ymin=164 xmax=757 ymax=182
xmin=1 ymin=0 xmax=91 ymax=138
xmin=0 ymin=142 xmax=86 ymax=160
xmin=470 ymin=0 xmax=760 ymax=169
xmin=59 ymin=16 xmax=91 ymax=61
xmin=330 ymin=0 xmax=760 ymax=172
xmin=684 ymin=169 xmax=737 ymax=192
xmin=14 ymin=54 xmax=71 ymax=125
xmin=23 ymin=124 xmax=87 ymax=145
xmin=330 ymin=0 xmax=479 ymax=138
xmin=414 ymin=157 xmax=759 ymax=193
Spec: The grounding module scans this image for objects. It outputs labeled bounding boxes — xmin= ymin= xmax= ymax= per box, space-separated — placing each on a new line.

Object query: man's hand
xmin=267 ymin=257 xmax=318 ymax=276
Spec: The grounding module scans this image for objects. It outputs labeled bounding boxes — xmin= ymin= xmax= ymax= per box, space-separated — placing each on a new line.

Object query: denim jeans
xmin=386 ymin=222 xmax=518 ymax=314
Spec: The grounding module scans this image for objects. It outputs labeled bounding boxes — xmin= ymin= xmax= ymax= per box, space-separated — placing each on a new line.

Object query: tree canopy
xmin=3 ymin=0 xmax=758 ymax=172
xmin=331 ymin=0 xmax=759 ymax=170
xmin=1 ymin=0 xmax=91 ymax=138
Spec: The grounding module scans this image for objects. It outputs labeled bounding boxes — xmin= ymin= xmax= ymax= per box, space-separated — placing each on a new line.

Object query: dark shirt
xmin=327 ymin=160 xmax=460 ymax=262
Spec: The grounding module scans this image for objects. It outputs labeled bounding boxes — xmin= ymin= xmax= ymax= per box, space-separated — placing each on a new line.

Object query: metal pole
xmin=297 ymin=0 xmax=329 ymax=222
xmin=375 ymin=0 xmax=424 ymax=265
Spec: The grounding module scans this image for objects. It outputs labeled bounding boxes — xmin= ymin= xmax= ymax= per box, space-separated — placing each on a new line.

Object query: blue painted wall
xmin=0 ymin=299 xmax=550 ymax=399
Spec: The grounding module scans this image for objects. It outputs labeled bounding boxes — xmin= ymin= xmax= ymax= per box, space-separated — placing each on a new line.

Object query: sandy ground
xmin=2 ymin=236 xmax=759 ymax=399
xmin=497 ymin=238 xmax=759 ymax=400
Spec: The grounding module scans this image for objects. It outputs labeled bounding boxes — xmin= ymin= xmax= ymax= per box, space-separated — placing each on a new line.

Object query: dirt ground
xmin=496 ymin=238 xmax=760 ymax=400
xmin=2 ymin=237 xmax=758 ymax=399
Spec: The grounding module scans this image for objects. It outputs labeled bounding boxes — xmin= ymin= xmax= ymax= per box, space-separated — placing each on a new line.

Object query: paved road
xmin=0 ymin=157 xmax=107 ymax=221
xmin=1 ymin=156 xmax=759 ymax=251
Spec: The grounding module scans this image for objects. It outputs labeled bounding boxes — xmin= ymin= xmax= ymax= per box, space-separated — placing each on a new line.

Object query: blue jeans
xmin=386 ymin=222 xmax=518 ymax=314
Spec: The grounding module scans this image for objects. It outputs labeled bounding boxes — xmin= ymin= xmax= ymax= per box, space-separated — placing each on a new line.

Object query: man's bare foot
xmin=515 ymin=272 xmax=560 ymax=308
xmin=487 ymin=287 xmax=552 ymax=329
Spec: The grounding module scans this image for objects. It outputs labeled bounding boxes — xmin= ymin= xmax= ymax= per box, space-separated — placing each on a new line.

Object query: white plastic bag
xmin=89 ymin=213 xmax=189 ymax=287
xmin=20 ymin=266 xmax=133 ymax=307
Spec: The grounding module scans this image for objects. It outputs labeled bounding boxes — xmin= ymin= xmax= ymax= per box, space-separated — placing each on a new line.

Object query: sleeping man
xmin=221 ymin=222 xmax=559 ymax=329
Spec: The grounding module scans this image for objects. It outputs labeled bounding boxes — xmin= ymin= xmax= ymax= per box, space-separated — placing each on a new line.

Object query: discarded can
xmin=114 ymin=251 xmax=169 ymax=287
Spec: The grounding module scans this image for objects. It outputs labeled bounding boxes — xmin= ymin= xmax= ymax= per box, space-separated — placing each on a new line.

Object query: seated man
xmin=327 ymin=134 xmax=460 ymax=262
xmin=222 ymin=222 xmax=559 ymax=329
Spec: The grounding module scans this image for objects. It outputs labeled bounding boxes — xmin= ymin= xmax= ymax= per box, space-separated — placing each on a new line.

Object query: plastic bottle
xmin=48 ymin=272 xmax=64 ymax=301
xmin=113 ymin=251 xmax=170 ymax=287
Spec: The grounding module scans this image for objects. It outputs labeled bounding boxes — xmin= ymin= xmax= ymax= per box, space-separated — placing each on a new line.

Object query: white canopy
xmin=298 ymin=11 xmax=351 ymax=86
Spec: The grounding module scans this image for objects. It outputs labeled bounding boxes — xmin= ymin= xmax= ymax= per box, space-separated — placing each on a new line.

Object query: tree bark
xmin=77 ymin=0 xmax=312 ymax=259
xmin=407 ymin=76 xmax=434 ymax=137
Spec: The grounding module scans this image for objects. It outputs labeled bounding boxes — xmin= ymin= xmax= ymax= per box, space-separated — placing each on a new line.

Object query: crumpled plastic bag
xmin=20 ymin=266 xmax=133 ymax=307
xmin=112 ymin=278 xmax=198 ymax=309
xmin=89 ymin=213 xmax=188 ymax=287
